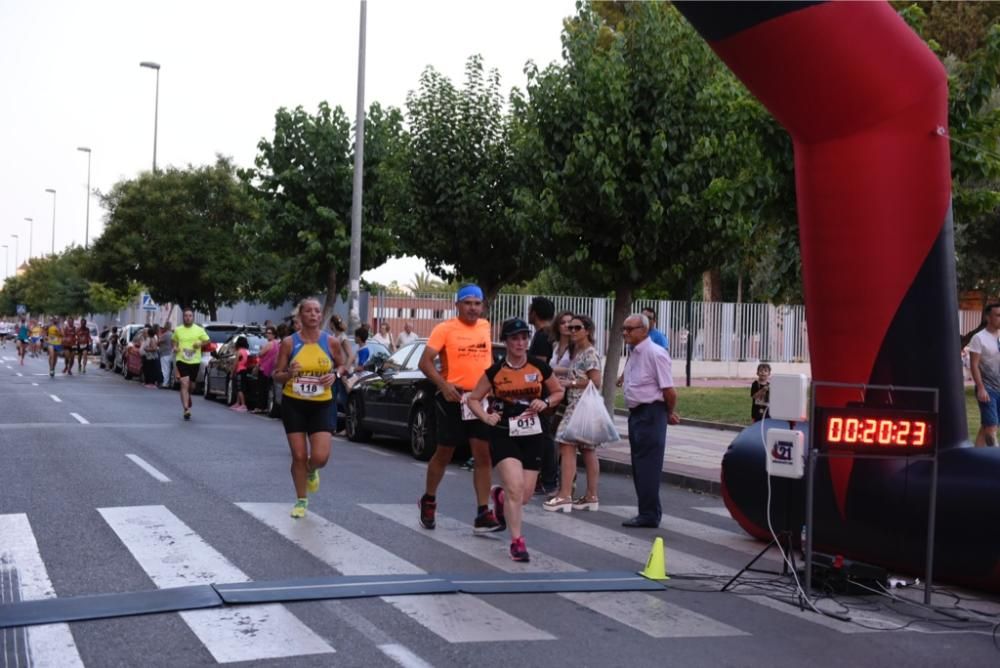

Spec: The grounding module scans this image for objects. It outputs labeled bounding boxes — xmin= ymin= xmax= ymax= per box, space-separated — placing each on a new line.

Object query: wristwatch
xmin=542 ymin=397 xmax=550 ymax=407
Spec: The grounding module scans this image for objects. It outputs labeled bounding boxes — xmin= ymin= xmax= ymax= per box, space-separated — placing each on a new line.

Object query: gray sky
xmin=0 ymin=0 xmax=574 ymax=283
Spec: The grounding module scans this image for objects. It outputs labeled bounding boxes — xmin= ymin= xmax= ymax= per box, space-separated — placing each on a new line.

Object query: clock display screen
xmin=815 ymin=407 xmax=936 ymax=452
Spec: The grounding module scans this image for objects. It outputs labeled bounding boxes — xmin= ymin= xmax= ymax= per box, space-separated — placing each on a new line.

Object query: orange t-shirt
xmin=426 ymin=318 xmax=492 ymax=390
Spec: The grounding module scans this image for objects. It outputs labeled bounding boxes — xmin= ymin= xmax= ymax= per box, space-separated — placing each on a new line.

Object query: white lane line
xmin=601 ymin=505 xmax=777 ymax=560
xmin=70 ymin=413 xmax=89 ymax=424
xmin=98 ymin=505 xmax=335 ymax=662
xmin=378 ymin=643 xmax=435 ymax=668
xmin=238 ymin=502 xmax=551 ymax=643
xmin=31 ymin=382 xmax=38 ymax=386
xmin=364 ymin=504 xmax=747 ymax=639
xmin=49 ymin=394 xmax=61 ymax=403
xmin=16 ymin=372 xmax=22 ymax=377
xmin=695 ymin=506 xmax=733 ymax=518
xmin=125 ymin=455 xmax=171 ymax=482
xmin=0 ymin=514 xmax=86 ymax=666
xmin=361 ymin=446 xmax=392 ymax=457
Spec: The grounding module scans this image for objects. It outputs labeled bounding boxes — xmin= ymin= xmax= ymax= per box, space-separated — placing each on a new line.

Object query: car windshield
xmin=233 ymin=334 xmax=267 ymax=353
xmin=206 ymin=327 xmax=240 ymax=344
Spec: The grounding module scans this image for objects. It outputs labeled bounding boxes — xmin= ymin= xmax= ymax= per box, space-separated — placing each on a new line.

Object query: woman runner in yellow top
xmin=273 ymin=298 xmax=347 ymax=518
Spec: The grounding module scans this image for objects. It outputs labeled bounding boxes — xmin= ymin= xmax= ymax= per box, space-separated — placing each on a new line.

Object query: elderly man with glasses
xmin=620 ymin=313 xmax=680 ymax=528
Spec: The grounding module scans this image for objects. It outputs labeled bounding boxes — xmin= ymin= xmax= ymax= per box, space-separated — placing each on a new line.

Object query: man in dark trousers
xmin=527 ymin=297 xmax=558 ymax=495
xmin=621 ymin=313 xmax=679 ymax=527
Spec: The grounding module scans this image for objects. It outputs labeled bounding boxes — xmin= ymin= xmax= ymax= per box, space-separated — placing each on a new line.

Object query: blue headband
xmin=456 ymin=285 xmax=484 ymax=302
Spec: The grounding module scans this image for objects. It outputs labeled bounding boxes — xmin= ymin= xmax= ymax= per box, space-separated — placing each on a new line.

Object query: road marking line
xmin=16 ymin=372 xmax=22 ymax=377
xmin=694 ymin=506 xmax=732 ymax=518
xmin=411 ymin=461 xmax=455 ymax=475
xmin=31 ymin=382 xmax=38 ymax=386
xmin=378 ymin=643 xmax=435 ymax=668
xmin=238 ymin=502 xmax=551 ymax=643
xmin=0 ymin=514 xmax=85 ymax=666
xmin=49 ymin=394 xmax=61 ymax=403
xmin=364 ymin=504 xmax=747 ymax=639
xmin=70 ymin=413 xmax=89 ymax=424
xmin=361 ymin=446 xmax=392 ymax=457
xmin=99 ymin=505 xmax=335 ymax=662
xmin=125 ymin=455 xmax=171 ymax=482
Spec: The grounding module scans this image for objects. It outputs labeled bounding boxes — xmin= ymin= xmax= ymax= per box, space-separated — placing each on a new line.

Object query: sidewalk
xmin=595 ymin=412 xmax=741 ymax=496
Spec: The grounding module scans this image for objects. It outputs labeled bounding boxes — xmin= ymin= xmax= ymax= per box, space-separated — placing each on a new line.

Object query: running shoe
xmin=306 ymin=468 xmax=320 ymax=494
xmin=473 ymin=509 xmax=502 ymax=534
xmin=290 ymin=498 xmax=308 ymax=519
xmin=509 ymin=536 xmax=530 ymax=562
xmin=183 ymin=409 xmax=191 ymax=421
xmin=49 ymin=370 xmax=55 ymax=378
xmin=490 ymin=485 xmax=506 ymax=532
xmin=419 ymin=495 xmax=437 ymax=530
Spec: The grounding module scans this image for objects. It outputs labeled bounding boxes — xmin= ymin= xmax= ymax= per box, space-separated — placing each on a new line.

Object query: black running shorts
xmin=281 ymin=395 xmax=333 ymax=435
xmin=489 ymin=430 xmax=545 ymax=471
xmin=176 ymin=362 xmax=200 ymax=381
xmin=434 ymin=393 xmax=489 ymax=448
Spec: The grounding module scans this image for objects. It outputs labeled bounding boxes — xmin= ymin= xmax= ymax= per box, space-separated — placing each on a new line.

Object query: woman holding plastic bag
xmin=544 ymin=315 xmax=618 ymax=513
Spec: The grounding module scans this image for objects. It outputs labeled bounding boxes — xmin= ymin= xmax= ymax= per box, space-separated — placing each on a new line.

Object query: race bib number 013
xmin=509 ymin=414 xmax=542 ymax=437
xmin=292 ymin=376 xmax=323 ymax=398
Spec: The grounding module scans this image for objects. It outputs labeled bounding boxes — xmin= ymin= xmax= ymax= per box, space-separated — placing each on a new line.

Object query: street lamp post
xmin=139 ymin=61 xmax=160 ymax=172
xmin=23 ymin=218 xmax=33 ymax=260
xmin=77 ymin=147 xmax=92 ymax=248
xmin=44 ymin=189 xmax=56 ymax=255
xmin=10 ymin=235 xmax=18 ymax=273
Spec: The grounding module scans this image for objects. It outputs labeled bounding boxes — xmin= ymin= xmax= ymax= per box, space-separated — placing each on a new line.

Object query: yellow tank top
xmin=282 ymin=335 xmax=334 ymax=402
xmin=47 ymin=325 xmax=61 ymax=345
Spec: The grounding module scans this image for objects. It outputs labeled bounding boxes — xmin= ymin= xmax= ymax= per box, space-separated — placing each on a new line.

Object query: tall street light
xmin=10 ymin=235 xmax=18 ymax=273
xmin=139 ymin=61 xmax=160 ymax=172
xmin=23 ymin=218 xmax=33 ymax=260
xmin=77 ymin=147 xmax=92 ymax=248
xmin=44 ymin=188 xmax=56 ymax=255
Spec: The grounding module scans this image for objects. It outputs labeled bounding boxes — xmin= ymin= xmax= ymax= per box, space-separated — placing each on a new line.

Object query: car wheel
xmin=203 ymin=373 xmax=212 ymax=399
xmin=409 ymin=402 xmax=437 ymax=461
xmin=226 ymin=375 xmax=236 ymax=406
xmin=346 ymin=394 xmax=372 ymax=442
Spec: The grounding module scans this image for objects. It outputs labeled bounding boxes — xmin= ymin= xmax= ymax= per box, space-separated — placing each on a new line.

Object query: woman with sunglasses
xmin=549 ymin=310 xmax=574 ymax=375
xmin=467 ymin=318 xmax=564 ymax=562
xmin=544 ymin=314 xmax=604 ymax=513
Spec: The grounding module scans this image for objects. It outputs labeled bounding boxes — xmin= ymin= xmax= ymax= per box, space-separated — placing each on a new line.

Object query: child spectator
xmin=751 ymin=363 xmax=771 ymax=422
xmin=354 ymin=326 xmax=371 ymax=370
xmin=231 ymin=336 xmax=250 ymax=413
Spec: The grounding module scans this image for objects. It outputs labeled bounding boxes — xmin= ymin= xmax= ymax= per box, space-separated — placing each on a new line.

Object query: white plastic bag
xmin=560 ymin=382 xmax=621 ymax=445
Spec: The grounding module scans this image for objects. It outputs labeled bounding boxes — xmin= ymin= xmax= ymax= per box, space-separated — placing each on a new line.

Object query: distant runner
xmin=173 ymin=308 xmax=209 ymax=420
xmin=16 ymin=318 xmax=29 ymax=365
xmin=76 ymin=318 xmax=92 ymax=373
xmin=61 ymin=319 xmax=77 ymax=375
xmin=45 ymin=317 xmax=62 ymax=378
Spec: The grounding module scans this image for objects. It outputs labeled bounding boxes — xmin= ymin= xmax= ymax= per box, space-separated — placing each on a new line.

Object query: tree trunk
xmin=601 ymin=284 xmax=633 ymax=412
xmin=702 ymin=268 xmax=722 ymax=301
xmin=208 ymin=300 xmax=218 ymax=321
xmin=322 ymin=268 xmax=339 ymax=326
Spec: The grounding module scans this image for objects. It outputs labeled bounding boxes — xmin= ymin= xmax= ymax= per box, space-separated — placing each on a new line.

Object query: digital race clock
xmin=813 ymin=406 xmax=937 ymax=453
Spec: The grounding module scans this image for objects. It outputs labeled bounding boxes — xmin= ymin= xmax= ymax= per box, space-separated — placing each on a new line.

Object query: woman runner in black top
xmin=468 ymin=318 xmax=564 ymax=562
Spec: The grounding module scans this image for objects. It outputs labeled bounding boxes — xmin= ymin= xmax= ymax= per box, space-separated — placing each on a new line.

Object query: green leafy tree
xmin=522 ymin=1 xmax=782 ymax=401
xmin=91 ymin=157 xmax=257 ymax=319
xmin=390 ymin=55 xmax=546 ymax=304
xmin=241 ymin=102 xmax=402 ymax=320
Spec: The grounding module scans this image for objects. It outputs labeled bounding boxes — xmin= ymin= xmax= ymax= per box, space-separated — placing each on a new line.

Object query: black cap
xmin=501 ymin=318 xmax=532 ymax=339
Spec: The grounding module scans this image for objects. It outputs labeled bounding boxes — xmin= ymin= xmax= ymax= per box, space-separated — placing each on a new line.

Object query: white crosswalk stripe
xmin=362 ymin=504 xmax=748 ymax=639
xmin=98 ymin=505 xmax=335 ymax=663
xmin=0 ymin=514 xmax=85 ymax=667
xmin=238 ymin=502 xmax=552 ymax=643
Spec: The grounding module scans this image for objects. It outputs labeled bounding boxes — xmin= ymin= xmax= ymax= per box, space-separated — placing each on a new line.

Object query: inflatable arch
xmin=674 ymin=1 xmax=999 ymax=590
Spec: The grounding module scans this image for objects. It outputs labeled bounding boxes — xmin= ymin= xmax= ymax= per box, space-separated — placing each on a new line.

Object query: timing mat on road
xmin=0 ymin=571 xmax=664 ymax=629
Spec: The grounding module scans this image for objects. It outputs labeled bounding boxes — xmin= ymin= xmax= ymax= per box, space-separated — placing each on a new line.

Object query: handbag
xmin=560 ymin=382 xmax=621 ymax=445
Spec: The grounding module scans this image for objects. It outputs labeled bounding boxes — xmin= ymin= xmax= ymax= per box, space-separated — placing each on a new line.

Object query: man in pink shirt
xmin=621 ymin=313 xmax=680 ymax=528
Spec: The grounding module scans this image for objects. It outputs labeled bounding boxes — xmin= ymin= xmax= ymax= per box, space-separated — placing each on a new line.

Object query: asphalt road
xmin=1 ymin=350 xmax=998 ymax=667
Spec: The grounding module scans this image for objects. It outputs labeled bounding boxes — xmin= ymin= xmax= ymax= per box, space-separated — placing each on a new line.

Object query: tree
xmin=91 ymin=157 xmax=257 ymax=319
xmin=405 ymin=271 xmax=446 ymax=294
xmin=241 ymin=102 xmax=403 ymax=321
xmin=522 ymin=1 xmax=781 ymax=402
xmin=390 ymin=55 xmax=547 ymax=304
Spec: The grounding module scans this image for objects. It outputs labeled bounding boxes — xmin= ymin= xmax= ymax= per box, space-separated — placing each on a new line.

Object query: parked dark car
xmin=202 ymin=331 xmax=267 ymax=406
xmin=344 ymin=340 xmax=505 ymax=460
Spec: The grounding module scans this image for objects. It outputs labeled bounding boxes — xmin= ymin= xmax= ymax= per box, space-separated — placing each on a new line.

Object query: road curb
xmin=593 ymin=455 xmax=723 ymax=496
xmin=613 ymin=407 xmax=743 ymax=433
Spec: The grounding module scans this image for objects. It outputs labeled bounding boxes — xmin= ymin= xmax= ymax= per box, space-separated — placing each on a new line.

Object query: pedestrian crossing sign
xmin=141 ymin=293 xmax=157 ymax=311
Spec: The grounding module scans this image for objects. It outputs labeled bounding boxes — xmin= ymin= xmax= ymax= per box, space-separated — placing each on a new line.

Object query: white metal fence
xmin=373 ymin=291 xmax=985 ymax=364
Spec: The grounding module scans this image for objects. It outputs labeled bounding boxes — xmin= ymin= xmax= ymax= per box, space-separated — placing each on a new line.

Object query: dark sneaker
xmin=183 ymin=410 xmax=191 ymax=421
xmin=490 ymin=485 xmax=506 ymax=532
xmin=460 ymin=458 xmax=475 ymax=471
xmin=419 ymin=495 xmax=436 ymax=530
xmin=473 ymin=509 xmax=502 ymax=534
xmin=510 ymin=536 xmax=530 ymax=562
